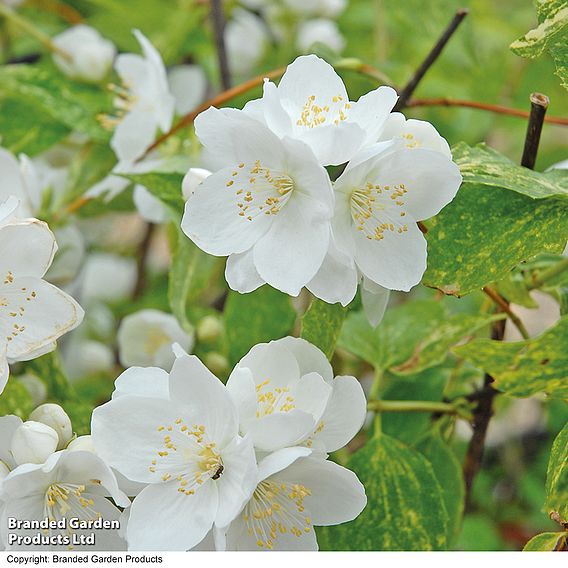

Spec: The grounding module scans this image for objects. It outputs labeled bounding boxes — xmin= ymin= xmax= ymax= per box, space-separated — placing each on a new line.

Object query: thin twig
xmin=210 ymin=0 xmax=231 ymax=90
xmin=30 ymin=0 xmax=84 ymax=24
xmin=521 ymin=92 xmax=549 ymax=169
xmin=406 ymin=97 xmax=568 ymax=126
xmin=482 ymin=286 xmax=530 ymax=340
xmin=394 ymin=8 xmax=469 ymax=111
xmin=368 ymin=399 xmax=473 ymax=421
xmin=0 ymin=3 xmax=72 ymax=61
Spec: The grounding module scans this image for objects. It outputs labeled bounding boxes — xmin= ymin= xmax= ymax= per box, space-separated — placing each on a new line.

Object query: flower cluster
xmin=91 ymin=337 xmax=367 ymax=551
xmin=182 ymin=55 xmax=463 ymax=325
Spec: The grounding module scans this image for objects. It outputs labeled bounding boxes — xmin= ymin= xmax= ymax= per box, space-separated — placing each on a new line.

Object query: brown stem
xmin=521 ymin=92 xmax=549 ymax=169
xmin=482 ymin=286 xmax=529 ymax=340
xmin=394 ymin=9 xmax=469 ymax=111
xmin=30 ymin=0 xmax=84 ymax=24
xmin=406 ymin=97 xmax=568 ymax=126
xmin=210 ymin=0 xmax=231 ymax=90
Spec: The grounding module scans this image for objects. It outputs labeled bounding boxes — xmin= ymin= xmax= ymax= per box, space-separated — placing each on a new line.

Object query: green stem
xmin=369 ymin=369 xmax=384 ymax=436
xmin=0 ymin=3 xmax=71 ymax=60
xmin=367 ymin=399 xmax=473 ymax=422
xmin=527 ymin=257 xmax=568 ymax=290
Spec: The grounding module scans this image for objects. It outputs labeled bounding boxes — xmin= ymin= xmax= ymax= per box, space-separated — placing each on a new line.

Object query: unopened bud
xmin=29 ymin=404 xmax=73 ymax=450
xmin=11 ymin=421 xmax=58 ymax=465
xmin=204 ymin=352 xmax=229 ymax=376
xmin=196 ymin=315 xmax=223 ymax=344
xmin=67 ymin=435 xmax=96 ymax=454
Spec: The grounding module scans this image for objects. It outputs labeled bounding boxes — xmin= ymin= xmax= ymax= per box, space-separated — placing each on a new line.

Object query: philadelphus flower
xmin=91 ymin=354 xmax=258 ymax=550
xmin=248 ymin=55 xmax=398 ymax=165
xmin=104 ymin=29 xmax=175 ymax=164
xmin=310 ymin=142 xmax=462 ymax=302
xmin=0 ymin=197 xmax=84 ymax=393
xmin=52 ymin=25 xmax=116 ymax=83
xmin=0 ymin=450 xmax=129 ymax=550
xmin=223 ymin=447 xmax=366 ymax=550
xmin=182 ymin=108 xmax=334 ymax=296
xmin=226 ymin=337 xmax=366 ymax=452
xmin=29 ymin=404 xmax=73 ymax=450
xmin=117 ymin=309 xmax=194 ymax=371
xmin=10 ymin=421 xmax=59 ymax=466
xmin=225 ymin=9 xmax=268 ymax=76
xmin=0 ymin=148 xmax=42 ymax=218
xmin=296 ymin=19 xmax=346 ymax=54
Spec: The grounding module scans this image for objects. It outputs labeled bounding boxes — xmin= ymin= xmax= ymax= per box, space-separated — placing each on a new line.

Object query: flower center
xmin=255 ymin=380 xmax=296 ymax=418
xmin=243 ymin=480 xmax=312 ymax=549
xmin=150 ymin=419 xmax=224 ymax=496
xmin=350 ymin=182 xmax=409 ymax=240
xmin=296 ymin=94 xmax=351 ymax=128
xmin=45 ymin=483 xmax=99 ymax=521
xmin=226 ymin=161 xmax=294 ymax=222
xmin=143 ymin=328 xmax=171 ymax=356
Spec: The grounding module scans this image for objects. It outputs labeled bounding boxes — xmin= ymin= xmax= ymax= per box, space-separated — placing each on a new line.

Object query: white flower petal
xmin=133 ymin=185 xmax=168 ymax=224
xmin=349 ymin=86 xmax=398 ymax=143
xmin=225 ymin=250 xmax=265 ymax=294
xmin=273 ymin=336 xmax=333 ymax=383
xmin=361 ymin=278 xmax=390 ymax=327
xmin=257 ymin=446 xmax=312 ymax=481
xmin=253 ymin=195 xmax=330 ymax=295
xmin=168 ymin=355 xmax=238 ymax=447
xmin=127 ymin=479 xmax=218 ymax=550
xmin=226 ymin=366 xmax=257 ymax=426
xmin=168 ymin=64 xmax=207 ymax=116
xmin=110 ymin=110 xmax=158 ymax=163
xmin=112 ymin=366 xmax=170 ymax=400
xmin=277 ymin=457 xmax=366 ymax=525
xmin=214 ymin=435 xmax=257 ymax=528
xmin=248 ymin=411 xmax=316 ymax=452
xmin=294 ymin=372 xmax=332 ymax=424
xmin=315 ymin=375 xmax=366 ymax=452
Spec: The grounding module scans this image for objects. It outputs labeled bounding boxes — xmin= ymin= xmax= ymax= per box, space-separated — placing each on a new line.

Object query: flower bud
xmin=297 ymin=19 xmax=345 ymax=54
xmin=196 ymin=315 xmax=223 ymax=344
xmin=29 ymin=404 xmax=73 ymax=450
xmin=204 ymin=352 xmax=229 ymax=376
xmin=52 ymin=25 xmax=116 ymax=83
xmin=16 ymin=374 xmax=47 ymax=407
xmin=67 ymin=435 xmax=96 ymax=454
xmin=10 ymin=421 xmax=58 ymax=465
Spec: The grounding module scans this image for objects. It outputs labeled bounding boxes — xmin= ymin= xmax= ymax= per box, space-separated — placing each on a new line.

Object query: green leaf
xmin=414 ymin=433 xmax=465 ymax=546
xmin=0 ymin=65 xmax=112 ymax=141
xmin=510 ymin=0 xmax=568 ymax=90
xmin=318 ymin=434 xmax=448 ymax=550
xmin=25 ymin=351 xmax=75 ymax=402
xmin=0 ymin=97 xmax=69 ymax=156
xmin=339 ymin=300 xmax=447 ymax=372
xmin=168 ymin=228 xmax=217 ymax=334
xmin=454 ymin=316 xmax=568 ymax=398
xmin=545 ymin=421 xmax=568 ymax=519
xmin=224 ymin=286 xmax=296 ymax=366
xmin=453 ymin=142 xmax=568 ymax=200
xmin=300 ymin=299 xmax=346 ymax=359
xmin=0 ymin=380 xmax=33 ymax=419
xmin=523 ymin=532 xmax=568 ymax=551
xmin=424 ymin=183 xmax=568 ymax=296
xmin=392 ymin=313 xmax=504 ymax=375
xmin=121 ymin=172 xmax=186 ymax=219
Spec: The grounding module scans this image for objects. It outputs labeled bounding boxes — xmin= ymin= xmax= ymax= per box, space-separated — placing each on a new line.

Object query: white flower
xmin=64 ymin=339 xmax=115 ymax=380
xmin=225 ymin=9 xmax=268 ymax=76
xmin=117 ymin=309 xmax=194 ymax=371
xmin=227 ymin=337 xmax=366 ymax=453
xmin=247 ymin=54 xmax=398 ymax=165
xmin=0 ymin=201 xmax=84 ymax=393
xmin=67 ymin=435 xmax=96 ymax=453
xmin=52 ymin=25 xmax=116 ymax=83
xmin=132 ymin=185 xmax=169 ymax=224
xmin=91 ymin=354 xmax=258 ymax=550
xmin=182 ymin=107 xmax=334 ymax=296
xmin=378 ymin=112 xmax=452 ymax=157
xmin=0 ymin=415 xmax=23 ymax=474
xmin=106 ymin=30 xmax=175 ymax=164
xmin=46 ymin=224 xmax=86 ymax=286
xmin=0 ymin=450 xmax=129 ymax=550
xmin=29 ymin=404 xmax=73 ymax=450
xmin=79 ymin=252 xmax=137 ymax=304
xmin=10 ymin=421 xmax=58 ymax=466
xmin=15 ymin=374 xmax=47 ymax=407
xmin=168 ymin=64 xmax=207 ymax=116
xmin=308 ymin=142 xmax=462 ymax=308
xmin=296 ymin=19 xmax=346 ymax=54
xmin=222 ymin=447 xmax=366 ymax=550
